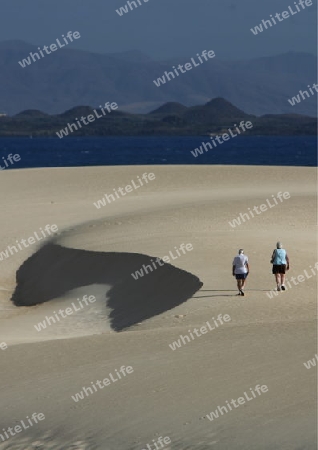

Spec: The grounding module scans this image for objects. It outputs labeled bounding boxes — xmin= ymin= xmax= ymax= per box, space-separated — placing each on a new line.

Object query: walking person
xmin=271 ymin=241 xmax=290 ymax=291
xmin=232 ymin=249 xmax=249 ymax=296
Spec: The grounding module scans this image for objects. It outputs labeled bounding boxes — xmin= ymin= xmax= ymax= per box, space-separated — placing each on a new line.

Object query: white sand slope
xmin=0 ymin=165 xmax=316 ymax=450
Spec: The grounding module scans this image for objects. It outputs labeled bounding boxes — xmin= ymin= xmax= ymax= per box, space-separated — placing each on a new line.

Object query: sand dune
xmin=0 ymin=165 xmax=316 ymax=449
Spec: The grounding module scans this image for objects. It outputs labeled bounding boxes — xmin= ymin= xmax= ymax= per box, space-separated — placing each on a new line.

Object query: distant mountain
xmin=149 ymin=98 xmax=251 ymax=122
xmin=14 ymin=109 xmax=49 ymax=119
xmin=57 ymin=106 xmax=96 ymax=119
xmin=150 ymin=102 xmax=188 ymax=115
xmin=0 ymin=41 xmax=316 ymax=116
xmin=0 ymin=41 xmax=317 ymax=116
xmin=0 ymin=97 xmax=316 ymax=137
xmin=183 ymin=98 xmax=253 ymax=124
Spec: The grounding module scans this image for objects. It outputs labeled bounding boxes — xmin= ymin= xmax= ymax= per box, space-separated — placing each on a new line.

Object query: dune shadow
xmin=11 ymin=243 xmax=203 ymax=331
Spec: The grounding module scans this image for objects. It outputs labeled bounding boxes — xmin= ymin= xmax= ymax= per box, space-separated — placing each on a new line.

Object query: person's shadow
xmin=11 ymin=243 xmax=203 ymax=331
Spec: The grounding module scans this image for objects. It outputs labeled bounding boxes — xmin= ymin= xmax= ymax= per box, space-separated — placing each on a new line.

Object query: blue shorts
xmin=235 ymin=273 xmax=248 ymax=280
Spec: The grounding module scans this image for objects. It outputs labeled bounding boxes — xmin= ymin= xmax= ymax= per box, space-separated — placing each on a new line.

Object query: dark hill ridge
xmin=150 ymin=102 xmax=188 ymax=115
xmin=0 ymin=97 xmax=316 ymax=136
xmin=184 ymin=98 xmax=253 ymax=124
xmin=204 ymin=98 xmax=248 ymax=116
xmin=14 ymin=109 xmax=49 ymax=119
xmin=57 ymin=106 xmax=96 ymax=119
xmin=56 ymin=106 xmax=127 ymax=120
xmin=0 ymin=40 xmax=316 ymax=116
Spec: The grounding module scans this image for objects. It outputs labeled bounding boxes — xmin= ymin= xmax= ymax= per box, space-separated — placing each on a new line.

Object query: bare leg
xmin=275 ymin=273 xmax=281 ymax=290
xmin=280 ymin=273 xmax=286 ymax=290
xmin=239 ymin=278 xmax=245 ymax=296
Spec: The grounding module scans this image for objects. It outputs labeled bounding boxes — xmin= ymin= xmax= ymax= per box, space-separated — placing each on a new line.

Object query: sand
xmin=0 ymin=165 xmax=316 ymax=450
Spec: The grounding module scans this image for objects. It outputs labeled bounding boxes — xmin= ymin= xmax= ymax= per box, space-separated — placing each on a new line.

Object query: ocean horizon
xmin=0 ymin=135 xmax=316 ymax=169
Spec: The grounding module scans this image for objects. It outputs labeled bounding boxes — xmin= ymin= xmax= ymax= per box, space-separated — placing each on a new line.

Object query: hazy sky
xmin=0 ymin=0 xmax=317 ymax=59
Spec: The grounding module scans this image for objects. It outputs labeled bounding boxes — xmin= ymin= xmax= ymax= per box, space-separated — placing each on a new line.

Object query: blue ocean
xmin=0 ymin=136 xmax=316 ymax=169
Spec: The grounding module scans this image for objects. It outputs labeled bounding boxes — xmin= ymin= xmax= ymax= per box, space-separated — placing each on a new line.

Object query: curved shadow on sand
xmin=11 ymin=243 xmax=203 ymax=331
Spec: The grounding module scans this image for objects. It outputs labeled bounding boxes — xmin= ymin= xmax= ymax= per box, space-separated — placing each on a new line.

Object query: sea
xmin=0 ymin=136 xmax=316 ymax=169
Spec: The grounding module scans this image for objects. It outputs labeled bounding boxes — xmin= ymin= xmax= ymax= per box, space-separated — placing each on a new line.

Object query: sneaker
xmin=277 ymin=286 xmax=281 ymax=291
xmin=281 ymin=285 xmax=286 ymax=291
xmin=240 ymin=290 xmax=245 ymax=296
xmin=236 ymin=292 xmax=241 ymax=296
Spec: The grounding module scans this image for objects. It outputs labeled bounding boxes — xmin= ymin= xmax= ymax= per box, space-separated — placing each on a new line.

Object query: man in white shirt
xmin=232 ymin=249 xmax=249 ymax=296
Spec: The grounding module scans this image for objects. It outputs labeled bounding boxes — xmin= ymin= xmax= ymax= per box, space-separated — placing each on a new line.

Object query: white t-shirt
xmin=233 ymin=254 xmax=248 ymax=274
